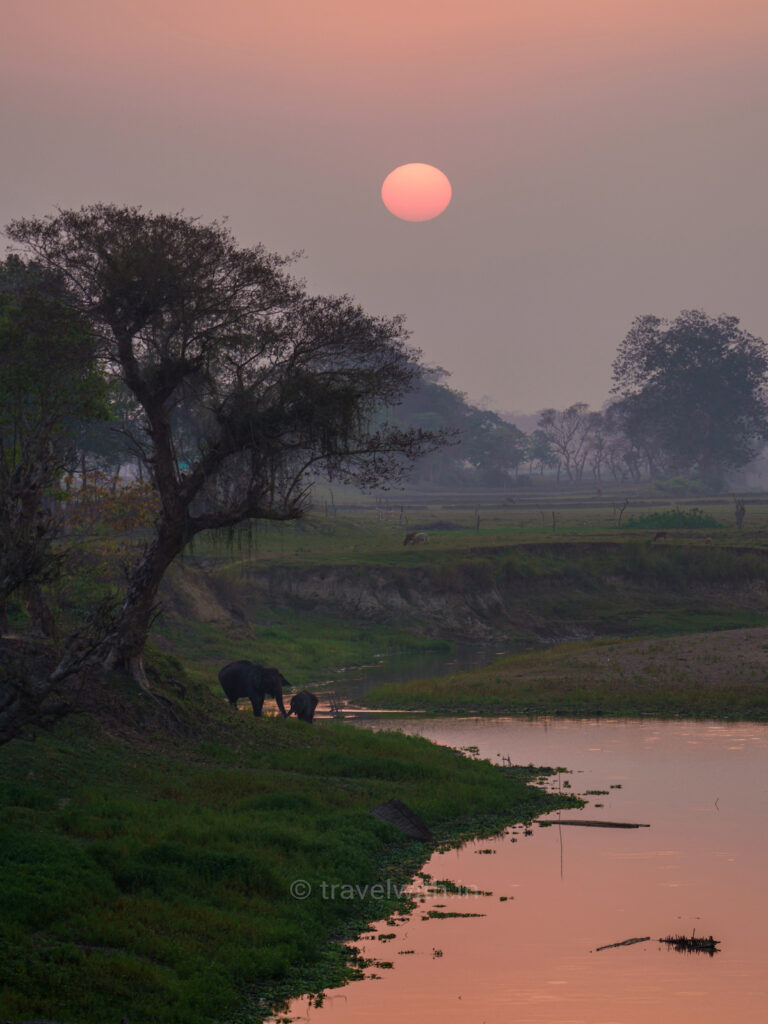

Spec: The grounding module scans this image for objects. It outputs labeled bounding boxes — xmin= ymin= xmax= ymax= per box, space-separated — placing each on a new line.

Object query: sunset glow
xmin=381 ymin=163 xmax=452 ymax=222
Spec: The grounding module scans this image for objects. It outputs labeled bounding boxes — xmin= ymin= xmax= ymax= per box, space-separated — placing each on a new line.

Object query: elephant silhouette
xmin=218 ymin=660 xmax=289 ymax=717
xmin=288 ymin=690 xmax=319 ymax=723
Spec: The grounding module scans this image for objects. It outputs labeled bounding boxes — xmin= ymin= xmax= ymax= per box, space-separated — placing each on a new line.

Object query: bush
xmin=622 ymin=507 xmax=723 ymax=530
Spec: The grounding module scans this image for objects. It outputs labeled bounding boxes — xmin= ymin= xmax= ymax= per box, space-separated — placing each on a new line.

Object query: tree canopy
xmin=0 ymin=255 xmax=109 ymax=634
xmin=611 ymin=310 xmax=768 ymax=486
xmin=7 ymin=205 xmax=444 ymax=684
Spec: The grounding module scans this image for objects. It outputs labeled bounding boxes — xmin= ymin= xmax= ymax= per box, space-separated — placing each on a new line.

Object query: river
xmin=278 ymin=715 xmax=768 ymax=1024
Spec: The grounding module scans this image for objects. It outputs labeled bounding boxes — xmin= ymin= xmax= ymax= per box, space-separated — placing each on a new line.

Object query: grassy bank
xmin=152 ymin=601 xmax=450 ymax=695
xmin=152 ymin=540 xmax=768 ymax=696
xmin=0 ymin=667 xmax=570 ymax=1024
xmin=365 ymin=628 xmax=768 ymax=719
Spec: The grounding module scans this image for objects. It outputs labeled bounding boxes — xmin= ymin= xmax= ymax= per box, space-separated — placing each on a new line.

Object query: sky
xmin=2 ymin=0 xmax=767 ymax=414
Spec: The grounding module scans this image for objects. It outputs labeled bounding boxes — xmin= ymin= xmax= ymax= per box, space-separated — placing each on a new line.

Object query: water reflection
xmin=278 ymin=718 xmax=768 ymax=1024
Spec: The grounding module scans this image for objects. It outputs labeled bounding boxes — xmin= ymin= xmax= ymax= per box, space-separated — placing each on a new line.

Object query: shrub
xmin=622 ymin=507 xmax=723 ymax=530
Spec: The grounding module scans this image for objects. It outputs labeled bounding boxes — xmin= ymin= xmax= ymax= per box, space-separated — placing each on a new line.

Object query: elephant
xmin=288 ymin=690 xmax=319 ymax=723
xmin=218 ymin=660 xmax=289 ymax=717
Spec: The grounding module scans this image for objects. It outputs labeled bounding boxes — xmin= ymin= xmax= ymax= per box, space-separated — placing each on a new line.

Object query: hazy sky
xmin=2 ymin=0 xmax=767 ymax=413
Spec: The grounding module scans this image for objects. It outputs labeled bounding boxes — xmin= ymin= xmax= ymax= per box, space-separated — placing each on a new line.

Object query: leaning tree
xmin=7 ymin=205 xmax=444 ymax=689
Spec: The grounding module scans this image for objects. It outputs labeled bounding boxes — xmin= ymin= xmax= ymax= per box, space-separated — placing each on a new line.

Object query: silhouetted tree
xmin=611 ymin=310 xmax=768 ymax=488
xmin=0 ymin=256 xmax=109 ymax=637
xmin=537 ymin=403 xmax=599 ymax=482
xmin=526 ymin=429 xmax=558 ymax=476
xmin=7 ymin=206 xmax=444 ymax=688
xmin=464 ymin=412 xmax=528 ymax=484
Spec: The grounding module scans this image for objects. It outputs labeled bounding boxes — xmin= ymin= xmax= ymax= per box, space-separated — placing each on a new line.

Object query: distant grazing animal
xmin=652 ymin=531 xmax=668 ymax=542
xmin=218 ymin=660 xmax=289 ymax=717
xmin=289 ymin=690 xmax=319 ymax=723
xmin=403 ymin=531 xmax=429 ymax=546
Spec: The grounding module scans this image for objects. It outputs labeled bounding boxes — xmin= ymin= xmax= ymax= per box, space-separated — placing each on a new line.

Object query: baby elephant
xmin=288 ymin=690 xmax=319 ymax=723
xmin=218 ymin=660 xmax=290 ymax=717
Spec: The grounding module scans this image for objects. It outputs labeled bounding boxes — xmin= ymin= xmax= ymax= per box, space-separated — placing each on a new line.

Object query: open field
xmin=182 ymin=486 xmax=768 ymax=569
xmin=123 ymin=487 xmax=768 ymax=715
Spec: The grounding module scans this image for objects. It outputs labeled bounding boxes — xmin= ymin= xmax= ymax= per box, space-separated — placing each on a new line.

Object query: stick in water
xmin=595 ymin=937 xmax=651 ymax=952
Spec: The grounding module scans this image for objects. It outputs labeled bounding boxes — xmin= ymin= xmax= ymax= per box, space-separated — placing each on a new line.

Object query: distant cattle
xmin=403 ymin=531 xmax=429 ymax=546
xmin=652 ymin=531 xmax=668 ymax=542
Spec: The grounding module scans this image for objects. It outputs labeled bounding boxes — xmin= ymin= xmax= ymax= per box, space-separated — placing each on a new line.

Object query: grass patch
xmin=0 ymin=677 xmax=569 ymax=1024
xmin=365 ymin=629 xmax=768 ymax=720
xmin=622 ymin=507 xmax=724 ymax=530
xmin=152 ymin=607 xmax=449 ymax=695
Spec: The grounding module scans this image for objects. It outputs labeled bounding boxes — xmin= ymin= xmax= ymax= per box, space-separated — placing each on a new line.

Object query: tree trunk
xmin=21 ymin=580 xmax=57 ymax=640
xmin=107 ymin=524 xmax=185 ymax=688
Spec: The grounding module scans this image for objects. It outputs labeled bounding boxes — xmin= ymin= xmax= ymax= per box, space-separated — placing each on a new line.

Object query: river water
xmin=280 ymin=716 xmax=768 ymax=1024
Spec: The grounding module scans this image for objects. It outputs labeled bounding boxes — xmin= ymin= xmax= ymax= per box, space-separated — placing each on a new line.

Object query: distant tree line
xmin=395 ymin=310 xmax=768 ymax=492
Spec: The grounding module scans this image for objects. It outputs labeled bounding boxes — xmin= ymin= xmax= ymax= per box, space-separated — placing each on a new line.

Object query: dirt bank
xmin=159 ymin=543 xmax=768 ymax=650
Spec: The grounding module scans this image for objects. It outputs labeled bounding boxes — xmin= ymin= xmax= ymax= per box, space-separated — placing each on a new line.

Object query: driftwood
xmin=659 ymin=933 xmax=720 ymax=954
xmin=370 ymin=799 xmax=433 ymax=842
xmin=595 ymin=936 xmax=651 ymax=952
xmin=537 ymin=820 xmax=650 ymax=829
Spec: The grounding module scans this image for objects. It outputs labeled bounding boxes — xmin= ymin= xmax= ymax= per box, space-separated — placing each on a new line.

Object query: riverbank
xmin=0 ymin=661 xmax=573 ymax=1024
xmin=365 ymin=627 xmax=768 ymax=719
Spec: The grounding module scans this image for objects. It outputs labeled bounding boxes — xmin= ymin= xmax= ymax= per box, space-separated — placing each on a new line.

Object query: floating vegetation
xmin=430 ymin=879 xmax=491 ymax=896
xmin=659 ymin=933 xmax=720 ymax=955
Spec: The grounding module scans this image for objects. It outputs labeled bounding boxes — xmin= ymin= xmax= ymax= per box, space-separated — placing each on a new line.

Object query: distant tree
xmin=611 ymin=310 xmax=768 ymax=488
xmin=526 ymin=429 xmax=558 ymax=476
xmin=7 ymin=206 xmax=444 ymax=688
xmin=537 ymin=403 xmax=599 ymax=482
xmin=0 ymin=255 xmax=109 ymax=636
xmin=464 ymin=412 xmax=529 ymax=484
xmin=585 ymin=412 xmax=608 ymax=482
xmin=391 ymin=371 xmax=536 ymax=487
xmin=388 ymin=367 xmax=466 ymax=485
xmin=600 ymin=402 xmax=644 ymax=482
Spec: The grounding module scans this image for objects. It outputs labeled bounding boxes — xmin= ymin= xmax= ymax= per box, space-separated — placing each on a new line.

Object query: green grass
xmin=621 ymin=507 xmax=724 ymax=530
xmin=157 ymin=538 xmax=768 ymax=670
xmin=0 ymin=671 xmax=570 ymax=1024
xmin=152 ymin=608 xmax=450 ymax=695
xmin=365 ymin=632 xmax=768 ymax=720
xmin=174 ymin=492 xmax=767 ymax=572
